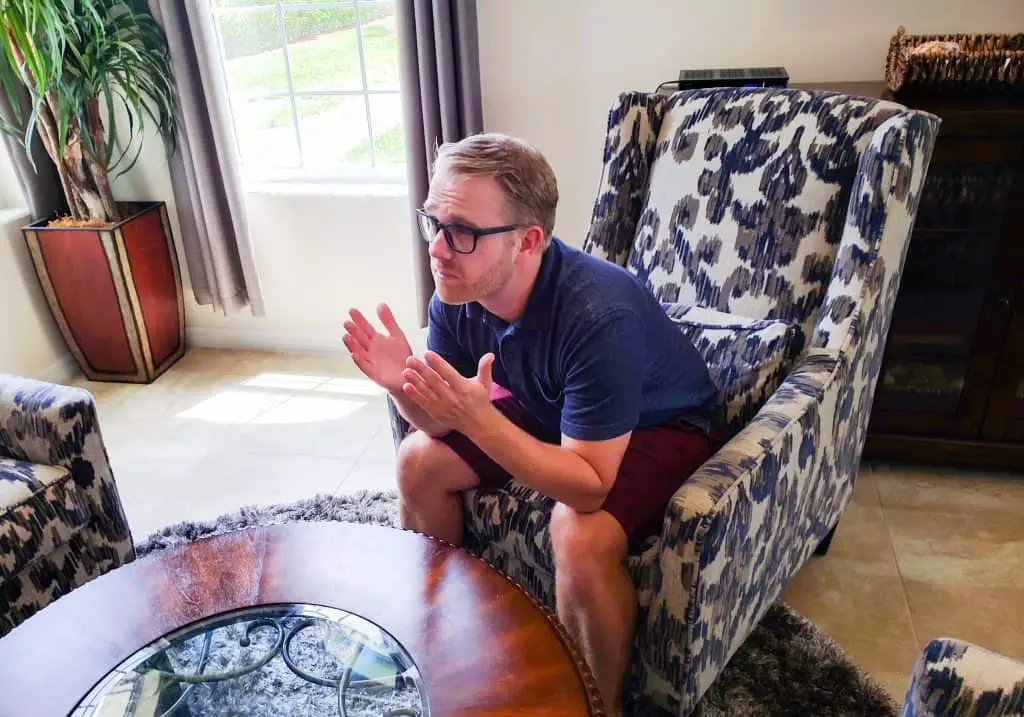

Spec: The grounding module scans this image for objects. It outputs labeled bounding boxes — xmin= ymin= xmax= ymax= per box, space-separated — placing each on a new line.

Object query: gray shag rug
xmin=136 ymin=491 xmax=901 ymax=717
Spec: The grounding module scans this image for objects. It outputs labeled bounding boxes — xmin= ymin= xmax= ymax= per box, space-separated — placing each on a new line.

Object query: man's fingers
xmin=342 ymin=325 xmax=370 ymax=353
xmin=402 ymin=381 xmax=430 ymax=409
xmin=342 ymin=333 xmax=356 ymax=354
xmin=477 ymin=353 xmax=495 ymax=387
xmin=343 ymin=319 xmax=371 ymax=350
xmin=406 ymin=356 xmax=450 ymax=393
xmin=344 ymin=313 xmax=372 ymax=344
xmin=342 ymin=334 xmax=369 ymax=360
xmin=349 ymin=309 xmax=378 ymax=342
xmin=377 ymin=303 xmax=404 ymax=339
xmin=402 ymin=367 xmax=438 ymax=402
xmin=423 ymin=351 xmax=462 ymax=383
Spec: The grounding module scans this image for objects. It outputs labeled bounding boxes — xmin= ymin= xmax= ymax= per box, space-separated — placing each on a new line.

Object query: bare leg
xmin=550 ymin=505 xmax=634 ymax=716
xmin=395 ymin=430 xmax=480 ymax=546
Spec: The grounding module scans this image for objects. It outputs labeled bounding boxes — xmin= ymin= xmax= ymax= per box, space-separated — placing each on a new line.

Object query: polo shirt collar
xmin=516 ymin=236 xmax=561 ymax=329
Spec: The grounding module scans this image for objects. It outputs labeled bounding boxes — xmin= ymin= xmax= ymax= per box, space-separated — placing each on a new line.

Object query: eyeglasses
xmin=416 ymin=208 xmax=524 ymax=255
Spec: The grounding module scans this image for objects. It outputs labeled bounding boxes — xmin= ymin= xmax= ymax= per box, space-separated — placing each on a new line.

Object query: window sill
xmin=244 ymin=180 xmax=409 ymax=199
xmin=0 ymin=207 xmax=32 ymax=226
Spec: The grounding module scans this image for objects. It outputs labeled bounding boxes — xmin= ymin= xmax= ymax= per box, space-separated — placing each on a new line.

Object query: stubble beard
xmin=436 ymin=241 xmax=518 ymax=306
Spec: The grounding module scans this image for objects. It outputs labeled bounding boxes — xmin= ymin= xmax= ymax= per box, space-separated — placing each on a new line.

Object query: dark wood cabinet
xmin=797 ymin=82 xmax=1024 ymax=470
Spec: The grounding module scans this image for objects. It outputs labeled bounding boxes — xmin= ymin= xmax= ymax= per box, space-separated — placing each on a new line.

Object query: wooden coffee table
xmin=0 ymin=522 xmax=604 ymax=716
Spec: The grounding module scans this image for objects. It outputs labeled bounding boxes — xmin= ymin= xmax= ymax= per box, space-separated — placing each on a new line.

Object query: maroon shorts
xmin=439 ymin=385 xmax=712 ymax=548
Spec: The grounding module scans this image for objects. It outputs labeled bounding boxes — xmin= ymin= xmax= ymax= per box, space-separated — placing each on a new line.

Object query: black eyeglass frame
xmin=416 ymin=208 xmax=527 ymax=255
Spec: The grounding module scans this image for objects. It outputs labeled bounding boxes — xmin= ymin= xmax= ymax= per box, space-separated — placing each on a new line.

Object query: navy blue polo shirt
xmin=426 ymin=237 xmax=718 ymax=441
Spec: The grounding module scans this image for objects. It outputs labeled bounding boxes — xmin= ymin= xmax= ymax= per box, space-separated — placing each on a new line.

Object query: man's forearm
xmin=390 ymin=390 xmax=452 ymax=437
xmin=465 ymin=407 xmax=607 ymax=512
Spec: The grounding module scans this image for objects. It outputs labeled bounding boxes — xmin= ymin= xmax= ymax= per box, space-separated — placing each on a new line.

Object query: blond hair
xmin=432 ymin=133 xmax=558 ymax=246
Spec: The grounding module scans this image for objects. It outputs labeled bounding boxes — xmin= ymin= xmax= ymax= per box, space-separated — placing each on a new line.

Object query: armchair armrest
xmin=0 ymin=374 xmax=133 ymax=558
xmin=386 ymin=394 xmax=412 ymax=452
xmin=639 ymin=350 xmax=850 ymax=713
xmin=901 ymin=639 xmax=1024 ymax=717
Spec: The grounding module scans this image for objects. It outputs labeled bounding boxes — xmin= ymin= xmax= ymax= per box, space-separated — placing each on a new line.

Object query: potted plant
xmin=1 ymin=0 xmax=185 ymax=383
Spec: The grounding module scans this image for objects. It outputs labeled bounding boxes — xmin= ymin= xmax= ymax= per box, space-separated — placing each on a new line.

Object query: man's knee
xmin=396 ymin=430 xmax=475 ymax=499
xmin=551 ymin=504 xmax=628 ymax=593
xmin=396 ymin=430 xmax=438 ymax=496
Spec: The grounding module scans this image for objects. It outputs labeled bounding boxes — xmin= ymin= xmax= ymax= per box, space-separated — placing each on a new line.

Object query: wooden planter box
xmin=22 ymin=201 xmax=186 ymax=383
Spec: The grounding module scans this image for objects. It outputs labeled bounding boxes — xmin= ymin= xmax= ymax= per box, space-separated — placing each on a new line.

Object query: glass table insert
xmin=72 ymin=603 xmax=429 ymax=717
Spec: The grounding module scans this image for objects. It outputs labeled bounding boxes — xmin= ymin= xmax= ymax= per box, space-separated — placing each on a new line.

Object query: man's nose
xmin=428 ymin=230 xmax=451 ymax=259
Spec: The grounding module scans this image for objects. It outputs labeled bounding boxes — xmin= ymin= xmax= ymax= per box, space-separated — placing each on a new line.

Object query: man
xmin=342 ymin=133 xmax=718 ymax=715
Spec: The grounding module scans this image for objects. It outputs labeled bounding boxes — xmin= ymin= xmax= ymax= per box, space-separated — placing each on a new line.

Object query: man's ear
xmin=520 ymin=225 xmax=546 ymax=256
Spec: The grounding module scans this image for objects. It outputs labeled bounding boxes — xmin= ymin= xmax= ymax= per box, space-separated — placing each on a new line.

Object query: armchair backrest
xmin=582 ymin=88 xmax=925 ymax=347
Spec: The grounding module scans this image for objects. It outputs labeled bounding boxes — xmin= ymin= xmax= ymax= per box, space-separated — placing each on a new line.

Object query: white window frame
xmin=210 ymin=0 xmax=406 ymax=186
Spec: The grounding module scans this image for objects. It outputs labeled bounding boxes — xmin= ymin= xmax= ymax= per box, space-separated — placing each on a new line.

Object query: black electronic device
xmin=661 ymin=67 xmax=790 ymax=92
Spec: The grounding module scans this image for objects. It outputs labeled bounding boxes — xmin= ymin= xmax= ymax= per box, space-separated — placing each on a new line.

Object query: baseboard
xmin=186 ymin=326 xmax=345 ymax=355
xmin=38 ymin=352 xmax=79 ymax=384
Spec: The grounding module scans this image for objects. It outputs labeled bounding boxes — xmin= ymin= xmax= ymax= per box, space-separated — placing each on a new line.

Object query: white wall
xmin=185 ymin=185 xmax=419 ymax=352
xmin=112 ymin=131 xmax=419 ymax=355
xmin=0 ymin=207 xmax=74 ymax=380
xmin=0 ymin=137 xmax=76 ymax=380
xmin=477 ymin=0 xmax=1024 ymax=248
xmin=112 ymin=0 xmax=1023 ymax=354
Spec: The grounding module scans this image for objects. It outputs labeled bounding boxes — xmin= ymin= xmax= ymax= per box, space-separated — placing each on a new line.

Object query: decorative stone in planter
xmin=22 ymin=201 xmax=185 ymax=383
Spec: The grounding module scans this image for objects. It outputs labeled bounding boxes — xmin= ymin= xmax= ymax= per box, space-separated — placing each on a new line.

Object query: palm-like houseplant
xmin=1 ymin=0 xmax=187 ymax=383
xmin=0 ymin=0 xmax=177 ymax=223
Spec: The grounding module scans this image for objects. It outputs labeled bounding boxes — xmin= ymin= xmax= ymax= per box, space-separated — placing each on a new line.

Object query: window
xmin=211 ymin=0 xmax=406 ymax=183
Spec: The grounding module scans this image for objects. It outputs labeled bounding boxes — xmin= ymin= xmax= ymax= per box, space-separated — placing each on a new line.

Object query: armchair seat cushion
xmin=0 ymin=458 xmax=90 ymax=581
xmin=662 ymin=303 xmax=803 ymax=434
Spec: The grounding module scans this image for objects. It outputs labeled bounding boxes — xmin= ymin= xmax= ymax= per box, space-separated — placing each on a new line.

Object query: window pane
xmin=214 ymin=1 xmax=376 ymax=5
xmin=296 ymin=95 xmax=370 ymax=169
xmin=234 ymin=97 xmax=300 ymax=170
xmin=214 ymin=0 xmax=276 ymax=6
xmin=283 ymin=5 xmax=364 ymax=91
xmin=360 ymin=3 xmax=399 ymax=90
xmin=216 ymin=8 xmax=289 ymax=94
xmin=369 ymin=93 xmax=405 ymax=165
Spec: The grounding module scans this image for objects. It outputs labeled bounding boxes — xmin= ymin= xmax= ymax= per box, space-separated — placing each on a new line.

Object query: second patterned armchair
xmin=0 ymin=374 xmax=134 ymax=636
xmin=902 ymin=638 xmax=1024 ymax=716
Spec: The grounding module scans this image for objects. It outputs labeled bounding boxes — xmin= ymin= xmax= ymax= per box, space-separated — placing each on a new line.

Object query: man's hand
xmin=342 ymin=304 xmax=412 ymax=393
xmin=402 ymin=351 xmax=496 ymax=435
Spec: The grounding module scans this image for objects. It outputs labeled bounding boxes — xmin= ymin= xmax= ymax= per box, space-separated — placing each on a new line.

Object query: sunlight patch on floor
xmin=252 ymin=396 xmax=365 ymax=424
xmin=176 ymin=391 xmax=287 ymax=424
xmin=176 ymin=373 xmax=376 ymax=424
xmin=241 ymin=373 xmax=386 ymax=397
xmin=241 ymin=373 xmax=331 ymax=391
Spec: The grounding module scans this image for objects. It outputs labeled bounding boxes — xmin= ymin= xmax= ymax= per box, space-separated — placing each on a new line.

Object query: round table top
xmin=0 ymin=522 xmax=604 ymax=717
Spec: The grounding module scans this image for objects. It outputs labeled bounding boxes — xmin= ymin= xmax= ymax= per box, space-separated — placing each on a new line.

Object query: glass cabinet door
xmin=982 ymin=280 xmax=1024 ymax=442
xmin=870 ymin=137 xmax=1024 ymax=438
xmin=1012 ymin=377 xmax=1024 ymax=440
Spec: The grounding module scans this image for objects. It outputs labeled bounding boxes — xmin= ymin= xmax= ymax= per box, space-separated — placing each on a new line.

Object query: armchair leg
xmin=815 ymin=523 xmax=838 ymax=556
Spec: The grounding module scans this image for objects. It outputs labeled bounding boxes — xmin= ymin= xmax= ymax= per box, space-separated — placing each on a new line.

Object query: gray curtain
xmin=0 ymin=88 xmax=67 ymax=220
xmin=397 ymin=0 xmax=483 ymax=327
xmin=151 ymin=0 xmax=264 ymax=316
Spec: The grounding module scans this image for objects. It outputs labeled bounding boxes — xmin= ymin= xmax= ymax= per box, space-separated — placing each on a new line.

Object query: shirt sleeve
xmin=560 ymin=310 xmax=645 ymax=441
xmin=426 ymin=292 xmax=476 ymax=378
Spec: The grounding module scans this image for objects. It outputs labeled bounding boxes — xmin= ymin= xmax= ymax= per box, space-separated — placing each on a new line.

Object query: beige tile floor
xmin=73 ymin=347 xmax=1024 ymax=702
xmin=781 ymin=461 xmax=1024 ymax=700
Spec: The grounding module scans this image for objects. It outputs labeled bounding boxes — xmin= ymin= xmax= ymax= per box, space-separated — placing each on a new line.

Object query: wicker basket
xmin=885 ymin=25 xmax=1024 ymax=93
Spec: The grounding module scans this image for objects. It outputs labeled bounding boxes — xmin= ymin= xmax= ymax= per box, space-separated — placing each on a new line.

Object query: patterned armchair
xmin=388 ymin=87 xmax=939 ymax=715
xmin=0 ymin=374 xmax=134 ymax=636
xmin=902 ymin=638 xmax=1024 ymax=716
